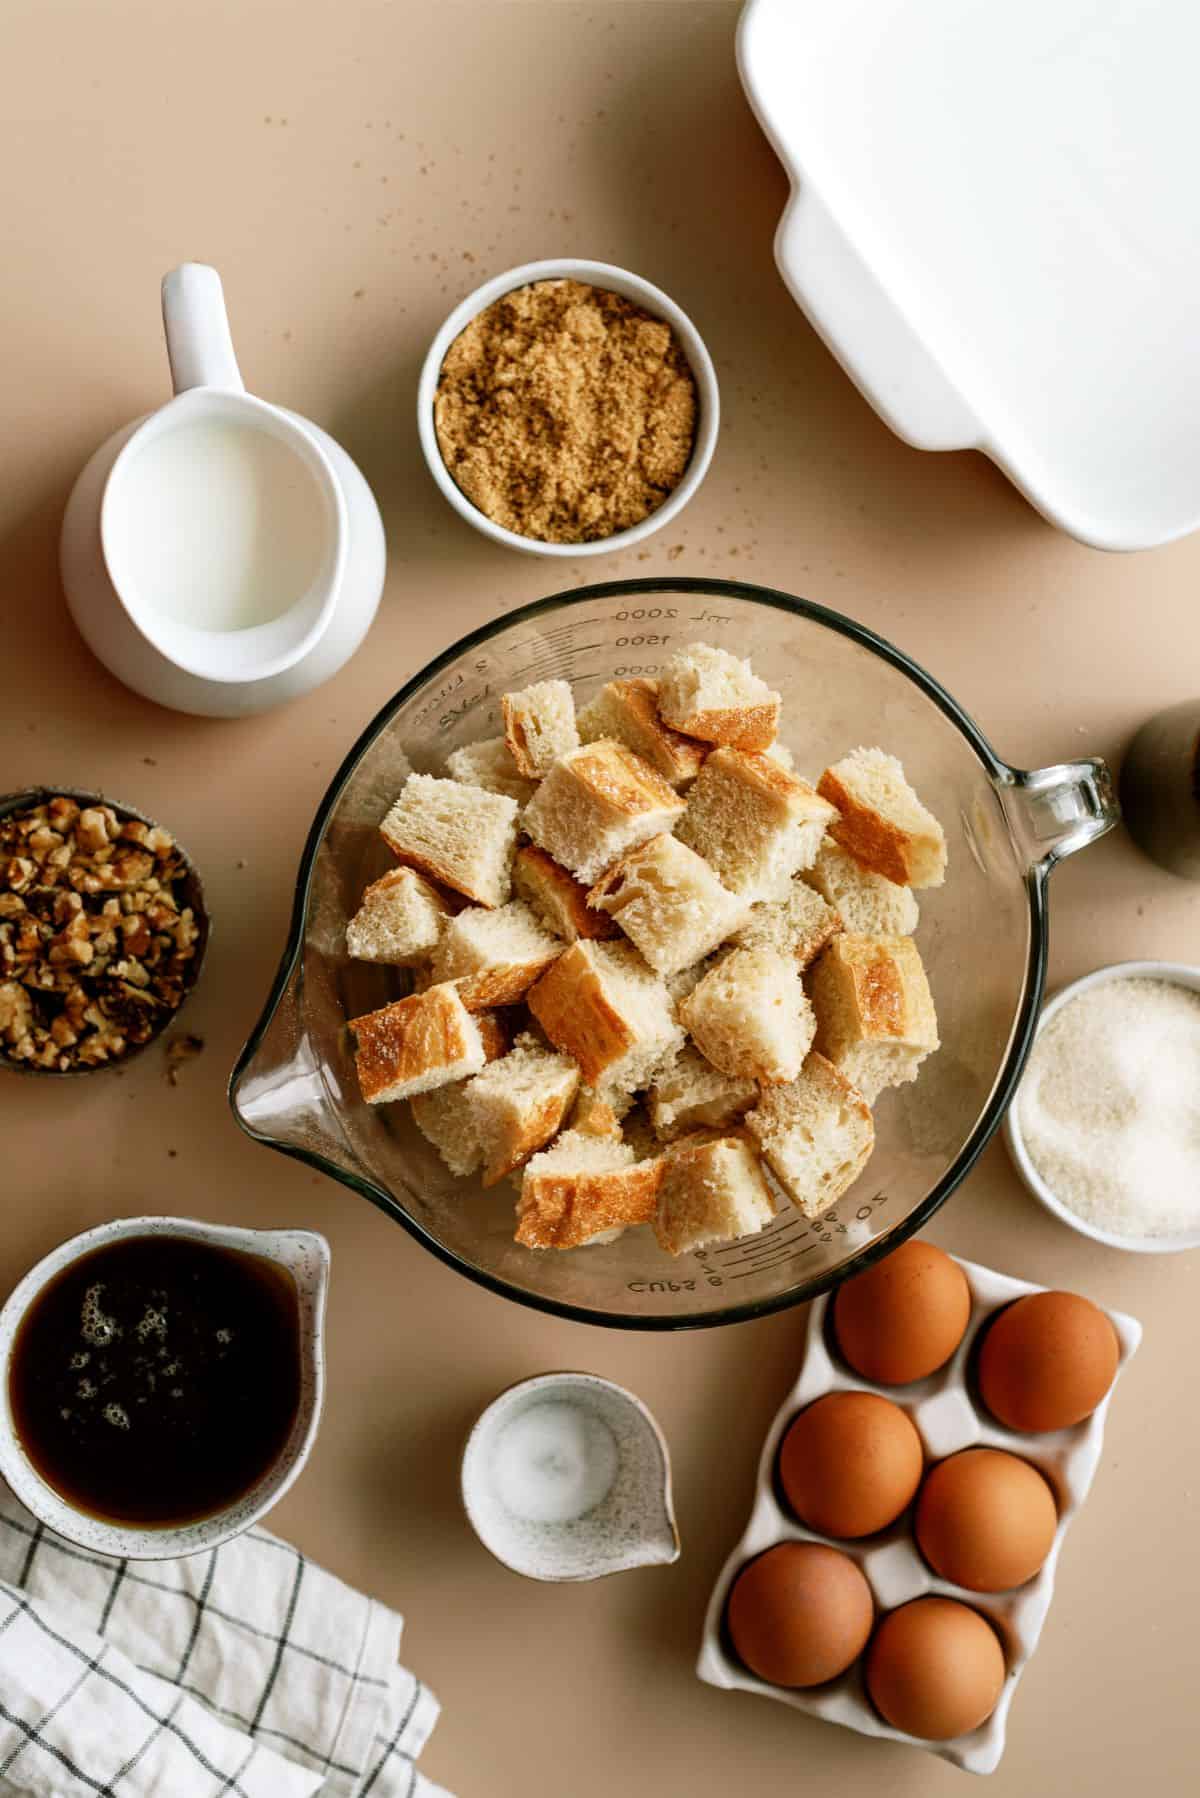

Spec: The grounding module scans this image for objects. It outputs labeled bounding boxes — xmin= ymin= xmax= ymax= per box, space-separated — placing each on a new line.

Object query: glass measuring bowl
xmin=230 ymin=580 xmax=1117 ymax=1329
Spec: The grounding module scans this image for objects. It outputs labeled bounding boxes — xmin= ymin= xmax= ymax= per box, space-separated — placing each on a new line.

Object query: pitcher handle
xmin=162 ymin=263 xmax=245 ymax=394
xmin=997 ymin=757 xmax=1120 ymax=876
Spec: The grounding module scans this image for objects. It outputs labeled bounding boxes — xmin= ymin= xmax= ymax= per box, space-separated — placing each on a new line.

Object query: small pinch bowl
xmin=0 ymin=1216 xmax=329 ymax=1559
xmin=0 ymin=787 xmax=209 ymax=1078
xmin=417 ymin=257 xmax=720 ymax=557
xmin=461 ymin=1372 xmax=680 ymax=1581
xmin=1004 ymin=959 xmax=1200 ymax=1254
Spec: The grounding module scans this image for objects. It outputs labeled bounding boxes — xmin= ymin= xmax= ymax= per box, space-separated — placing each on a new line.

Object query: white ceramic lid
xmin=739 ymin=0 xmax=1200 ymax=550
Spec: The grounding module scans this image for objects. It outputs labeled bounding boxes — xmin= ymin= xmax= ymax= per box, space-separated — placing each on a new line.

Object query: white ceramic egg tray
xmin=697 ymin=1255 xmax=1141 ymax=1774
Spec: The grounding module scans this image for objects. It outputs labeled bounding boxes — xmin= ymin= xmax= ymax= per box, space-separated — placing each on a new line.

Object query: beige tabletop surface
xmin=3 ymin=2 xmax=1198 ymax=1793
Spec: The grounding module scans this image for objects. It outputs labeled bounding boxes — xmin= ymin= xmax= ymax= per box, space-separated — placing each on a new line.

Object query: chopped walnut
xmin=0 ymin=797 xmax=203 ymax=1073
xmin=77 ymin=807 xmax=113 ymax=851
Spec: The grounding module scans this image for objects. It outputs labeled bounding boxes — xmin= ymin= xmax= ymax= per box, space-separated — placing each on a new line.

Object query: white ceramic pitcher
xmin=61 ymin=264 xmax=386 ymax=717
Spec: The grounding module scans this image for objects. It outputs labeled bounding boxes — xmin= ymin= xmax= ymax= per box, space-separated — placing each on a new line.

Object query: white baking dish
xmin=738 ymin=0 xmax=1200 ymax=551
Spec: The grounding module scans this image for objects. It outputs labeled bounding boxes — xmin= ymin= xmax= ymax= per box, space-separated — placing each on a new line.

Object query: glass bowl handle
xmin=997 ymin=757 xmax=1120 ymax=875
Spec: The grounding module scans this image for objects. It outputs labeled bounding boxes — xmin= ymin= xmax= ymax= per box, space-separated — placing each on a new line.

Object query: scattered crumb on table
xmin=164 ymin=1034 xmax=205 ymax=1087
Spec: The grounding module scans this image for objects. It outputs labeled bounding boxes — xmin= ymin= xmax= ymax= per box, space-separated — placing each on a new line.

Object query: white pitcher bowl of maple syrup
xmin=61 ymin=264 xmax=386 ymax=717
xmin=0 ymin=1216 xmax=329 ymax=1560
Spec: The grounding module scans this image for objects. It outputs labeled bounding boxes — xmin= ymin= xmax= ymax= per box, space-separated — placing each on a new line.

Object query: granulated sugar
xmin=1017 ymin=977 xmax=1200 ymax=1239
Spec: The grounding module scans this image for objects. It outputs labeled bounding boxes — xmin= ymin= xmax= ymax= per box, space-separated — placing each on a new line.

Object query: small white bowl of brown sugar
xmin=1004 ymin=961 xmax=1200 ymax=1254
xmin=417 ymin=258 xmax=719 ymax=556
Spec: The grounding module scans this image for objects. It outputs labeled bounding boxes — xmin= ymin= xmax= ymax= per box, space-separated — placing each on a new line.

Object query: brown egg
xmin=726 ymin=1542 xmax=874 ymax=1687
xmin=978 ymin=1291 xmax=1119 ymax=1432
xmin=915 ymin=1448 xmax=1057 ymax=1591
xmin=866 ymin=1598 xmax=1006 ymax=1740
xmin=779 ymin=1392 xmax=924 ymax=1538
xmin=833 ymin=1240 xmax=971 ymax=1385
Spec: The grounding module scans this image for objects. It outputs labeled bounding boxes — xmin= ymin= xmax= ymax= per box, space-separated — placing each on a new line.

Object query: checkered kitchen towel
xmin=0 ymin=1487 xmax=451 ymax=1797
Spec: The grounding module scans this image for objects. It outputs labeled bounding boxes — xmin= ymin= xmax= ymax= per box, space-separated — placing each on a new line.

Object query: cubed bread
xmin=655 ymin=1134 xmax=775 ymax=1254
xmin=680 ymin=947 xmax=816 ymax=1085
xmin=380 ymin=774 xmax=519 ymax=908
xmin=526 ymin=939 xmax=684 ymax=1093
xmin=411 ymin=1081 xmax=483 ymax=1178
xmin=516 ymin=1130 xmax=663 ymax=1249
xmin=445 ymin=736 xmax=537 ymax=807
xmin=576 ymin=677 xmax=706 ymax=786
xmin=522 ymin=740 xmax=684 ymax=886
xmin=430 ymin=899 xmax=562 ymax=1008
xmin=802 ymin=838 xmax=920 ymax=936
xmin=657 ymin=643 xmax=780 ymax=751
xmin=350 ymin=982 xmax=486 ymax=1104
xmin=465 ymin=1032 xmax=580 ymax=1186
xmin=731 ymin=881 xmax=844 ymax=970
xmin=676 ymin=748 xmax=837 ymax=899
xmin=501 ymin=678 xmax=580 ymax=777
xmin=587 ymin=833 xmax=748 ymax=976
xmin=744 ymin=1053 xmax=875 ymax=1219
xmin=765 ymin=741 xmax=795 ymax=771
xmin=618 ymin=1103 xmax=661 ymax=1162
xmin=817 ymin=747 xmax=947 ymax=888
xmin=808 ymin=933 xmax=939 ymax=1101
xmin=647 ymin=1044 xmax=757 ymax=1141
xmin=476 ymin=1011 xmax=512 ymax=1063
xmin=345 ymin=866 xmax=452 ymax=966
xmin=665 ymin=960 xmax=712 ymax=1004
xmin=569 ymin=1087 xmax=626 ymax=1139
xmin=512 ymin=845 xmax=616 ymax=943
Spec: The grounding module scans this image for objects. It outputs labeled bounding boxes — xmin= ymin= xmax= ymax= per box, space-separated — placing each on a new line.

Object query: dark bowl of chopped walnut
xmin=0 ymin=791 xmax=208 ymax=1075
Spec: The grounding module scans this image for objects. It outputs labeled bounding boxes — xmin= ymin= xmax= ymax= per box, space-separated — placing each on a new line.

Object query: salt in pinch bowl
xmin=461 ymin=1371 xmax=680 ymax=1581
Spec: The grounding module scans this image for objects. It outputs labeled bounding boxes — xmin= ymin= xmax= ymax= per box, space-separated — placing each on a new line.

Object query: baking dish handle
xmin=775 ymin=193 xmax=979 ymax=452
xmin=997 ymin=758 xmax=1120 ymax=877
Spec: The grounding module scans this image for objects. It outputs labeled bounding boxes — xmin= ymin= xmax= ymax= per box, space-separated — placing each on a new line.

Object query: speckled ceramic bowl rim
xmin=460 ymin=1371 xmax=679 ymax=1581
xmin=0 ymin=1216 xmax=329 ymax=1559
xmin=0 ymin=786 xmax=210 ymax=1078
xmin=416 ymin=257 xmax=720 ymax=557
xmin=1004 ymin=958 xmax=1200 ymax=1254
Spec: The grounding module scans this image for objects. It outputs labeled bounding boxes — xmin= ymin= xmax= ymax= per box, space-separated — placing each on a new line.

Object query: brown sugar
xmin=433 ymin=279 xmax=698 ymax=543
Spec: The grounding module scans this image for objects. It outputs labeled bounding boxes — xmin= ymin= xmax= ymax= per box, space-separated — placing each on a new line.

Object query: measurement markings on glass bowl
xmin=506 ymin=659 xmax=567 ymax=685
xmin=414 ymin=669 xmax=502 ymax=730
xmin=506 ymin=622 xmax=592 ymax=650
xmin=710 ymin=1211 xmax=806 ymax=1254
xmin=685 ymin=1246 xmax=726 ymax=1289
xmin=728 ymin=1246 xmax=820 ymax=1280
xmin=413 ymin=669 xmax=471 ymax=725
xmin=712 ymin=1218 xmax=809 ymax=1261
xmin=505 ymin=622 xmax=606 ymax=657
xmin=505 ymin=645 xmax=610 ymax=686
xmin=439 ymin=687 xmax=493 ymax=731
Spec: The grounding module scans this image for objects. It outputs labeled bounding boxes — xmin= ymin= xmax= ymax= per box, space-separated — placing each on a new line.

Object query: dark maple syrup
xmin=8 ymin=1235 xmax=301 ymax=1526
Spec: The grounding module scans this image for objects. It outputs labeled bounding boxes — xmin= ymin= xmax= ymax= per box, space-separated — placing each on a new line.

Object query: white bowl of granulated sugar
xmin=1005 ymin=961 xmax=1200 ymax=1254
